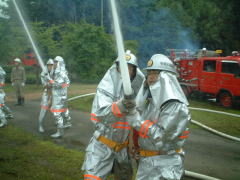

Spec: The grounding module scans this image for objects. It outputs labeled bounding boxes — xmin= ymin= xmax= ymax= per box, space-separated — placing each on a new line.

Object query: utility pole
xmin=101 ymin=0 xmax=103 ymax=27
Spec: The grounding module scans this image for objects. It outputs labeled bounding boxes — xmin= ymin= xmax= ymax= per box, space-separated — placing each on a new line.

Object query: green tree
xmin=1 ymin=0 xmax=240 ymax=67
xmin=61 ymin=22 xmax=116 ymax=81
xmin=0 ymin=18 xmax=32 ymax=64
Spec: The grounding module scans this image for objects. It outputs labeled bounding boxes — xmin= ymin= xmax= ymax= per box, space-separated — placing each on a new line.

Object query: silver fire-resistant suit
xmin=128 ymin=54 xmax=191 ymax=180
xmin=0 ymin=66 xmax=13 ymax=127
xmin=38 ymin=59 xmax=54 ymax=133
xmin=49 ymin=56 xmax=71 ymax=138
xmin=82 ymin=51 xmax=145 ymax=180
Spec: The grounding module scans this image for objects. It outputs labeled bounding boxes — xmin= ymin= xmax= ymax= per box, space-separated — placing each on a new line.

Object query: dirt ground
xmin=4 ymin=92 xmax=240 ymax=180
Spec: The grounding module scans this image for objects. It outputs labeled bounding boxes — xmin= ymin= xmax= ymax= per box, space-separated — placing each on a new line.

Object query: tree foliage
xmin=61 ymin=22 xmax=115 ymax=81
xmin=0 ymin=0 xmax=239 ymax=81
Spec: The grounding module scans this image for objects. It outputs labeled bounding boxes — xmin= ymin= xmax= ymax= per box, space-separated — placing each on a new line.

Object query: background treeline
xmin=0 ymin=0 xmax=239 ymax=82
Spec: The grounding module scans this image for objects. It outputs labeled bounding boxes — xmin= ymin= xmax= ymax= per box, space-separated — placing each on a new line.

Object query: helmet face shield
xmin=116 ymin=62 xmax=137 ymax=81
xmin=146 ymin=69 xmax=160 ymax=86
xmin=128 ymin=63 xmax=137 ymax=81
xmin=147 ymin=69 xmax=160 ymax=76
xmin=46 ymin=59 xmax=54 ymax=72
xmin=53 ymin=60 xmax=58 ymax=69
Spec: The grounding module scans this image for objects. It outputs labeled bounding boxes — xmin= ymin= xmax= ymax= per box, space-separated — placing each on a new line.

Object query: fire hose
xmin=109 ymin=0 xmax=133 ymax=96
xmin=189 ymin=107 xmax=240 ymax=142
xmin=185 ymin=170 xmax=221 ymax=180
xmin=67 ymin=93 xmax=96 ymax=102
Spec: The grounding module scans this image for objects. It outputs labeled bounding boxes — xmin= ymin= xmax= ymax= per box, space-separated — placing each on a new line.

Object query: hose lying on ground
xmin=191 ymin=119 xmax=240 ymax=142
xmin=67 ymin=93 xmax=95 ymax=102
xmin=189 ymin=107 xmax=240 ymax=142
xmin=185 ymin=170 xmax=222 ymax=180
xmin=189 ymin=107 xmax=240 ymax=118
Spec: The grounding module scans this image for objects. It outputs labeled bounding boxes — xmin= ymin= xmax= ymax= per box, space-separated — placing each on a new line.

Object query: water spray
xmin=110 ymin=0 xmax=132 ymax=96
xmin=12 ymin=0 xmax=45 ymax=71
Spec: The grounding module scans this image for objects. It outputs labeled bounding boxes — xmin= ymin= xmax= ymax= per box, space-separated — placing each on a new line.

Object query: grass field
xmin=0 ymin=125 xmax=85 ymax=180
xmin=4 ymin=83 xmax=97 ymax=96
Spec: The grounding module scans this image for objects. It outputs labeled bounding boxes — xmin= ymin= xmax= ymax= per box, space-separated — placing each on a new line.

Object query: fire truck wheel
xmin=219 ymin=92 xmax=232 ymax=108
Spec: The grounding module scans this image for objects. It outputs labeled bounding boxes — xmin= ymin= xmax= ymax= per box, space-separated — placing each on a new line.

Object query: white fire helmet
xmin=145 ymin=54 xmax=177 ymax=74
xmin=54 ymin=56 xmax=64 ymax=63
xmin=116 ymin=50 xmax=138 ymax=67
xmin=14 ymin=58 xmax=22 ymax=63
xmin=47 ymin=58 xmax=54 ymax=65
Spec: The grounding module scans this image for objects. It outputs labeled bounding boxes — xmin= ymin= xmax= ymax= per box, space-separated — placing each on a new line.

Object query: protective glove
xmin=116 ymin=97 xmax=136 ymax=114
xmin=115 ymin=89 xmax=135 ymax=113
xmin=122 ymin=98 xmax=136 ymax=110
xmin=48 ymin=77 xmax=54 ymax=85
xmin=21 ymin=82 xmax=25 ymax=86
xmin=44 ymin=83 xmax=52 ymax=89
xmin=126 ymin=109 xmax=140 ymax=127
xmin=124 ymin=92 xmax=136 ymax=108
xmin=47 ymin=82 xmax=52 ymax=88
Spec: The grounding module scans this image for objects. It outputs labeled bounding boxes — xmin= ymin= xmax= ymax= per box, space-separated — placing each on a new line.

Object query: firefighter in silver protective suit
xmin=38 ymin=59 xmax=54 ymax=133
xmin=48 ymin=56 xmax=71 ymax=138
xmin=82 ymin=50 xmax=145 ymax=180
xmin=127 ymin=54 xmax=191 ymax=180
xmin=0 ymin=66 xmax=13 ymax=128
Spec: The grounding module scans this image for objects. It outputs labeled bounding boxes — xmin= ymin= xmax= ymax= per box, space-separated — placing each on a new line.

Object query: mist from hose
xmin=12 ymin=0 xmax=45 ymax=71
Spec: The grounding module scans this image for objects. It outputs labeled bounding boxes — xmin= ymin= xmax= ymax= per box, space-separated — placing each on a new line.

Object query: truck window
xmin=222 ymin=62 xmax=240 ymax=77
xmin=203 ymin=60 xmax=216 ymax=72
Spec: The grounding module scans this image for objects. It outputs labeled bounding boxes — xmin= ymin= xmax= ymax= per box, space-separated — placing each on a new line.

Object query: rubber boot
xmin=51 ymin=128 xmax=64 ymax=138
xmin=39 ymin=125 xmax=45 ymax=133
xmin=38 ymin=108 xmax=46 ymax=133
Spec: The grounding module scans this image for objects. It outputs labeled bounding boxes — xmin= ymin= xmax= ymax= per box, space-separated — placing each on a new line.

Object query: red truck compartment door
xmin=219 ymin=61 xmax=240 ymax=96
xmin=199 ymin=60 xmax=217 ymax=94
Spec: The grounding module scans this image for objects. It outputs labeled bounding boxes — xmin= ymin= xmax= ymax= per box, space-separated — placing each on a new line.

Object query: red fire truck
xmin=9 ymin=51 xmax=38 ymax=66
xmin=21 ymin=52 xmax=38 ymax=66
xmin=168 ymin=49 xmax=240 ymax=107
